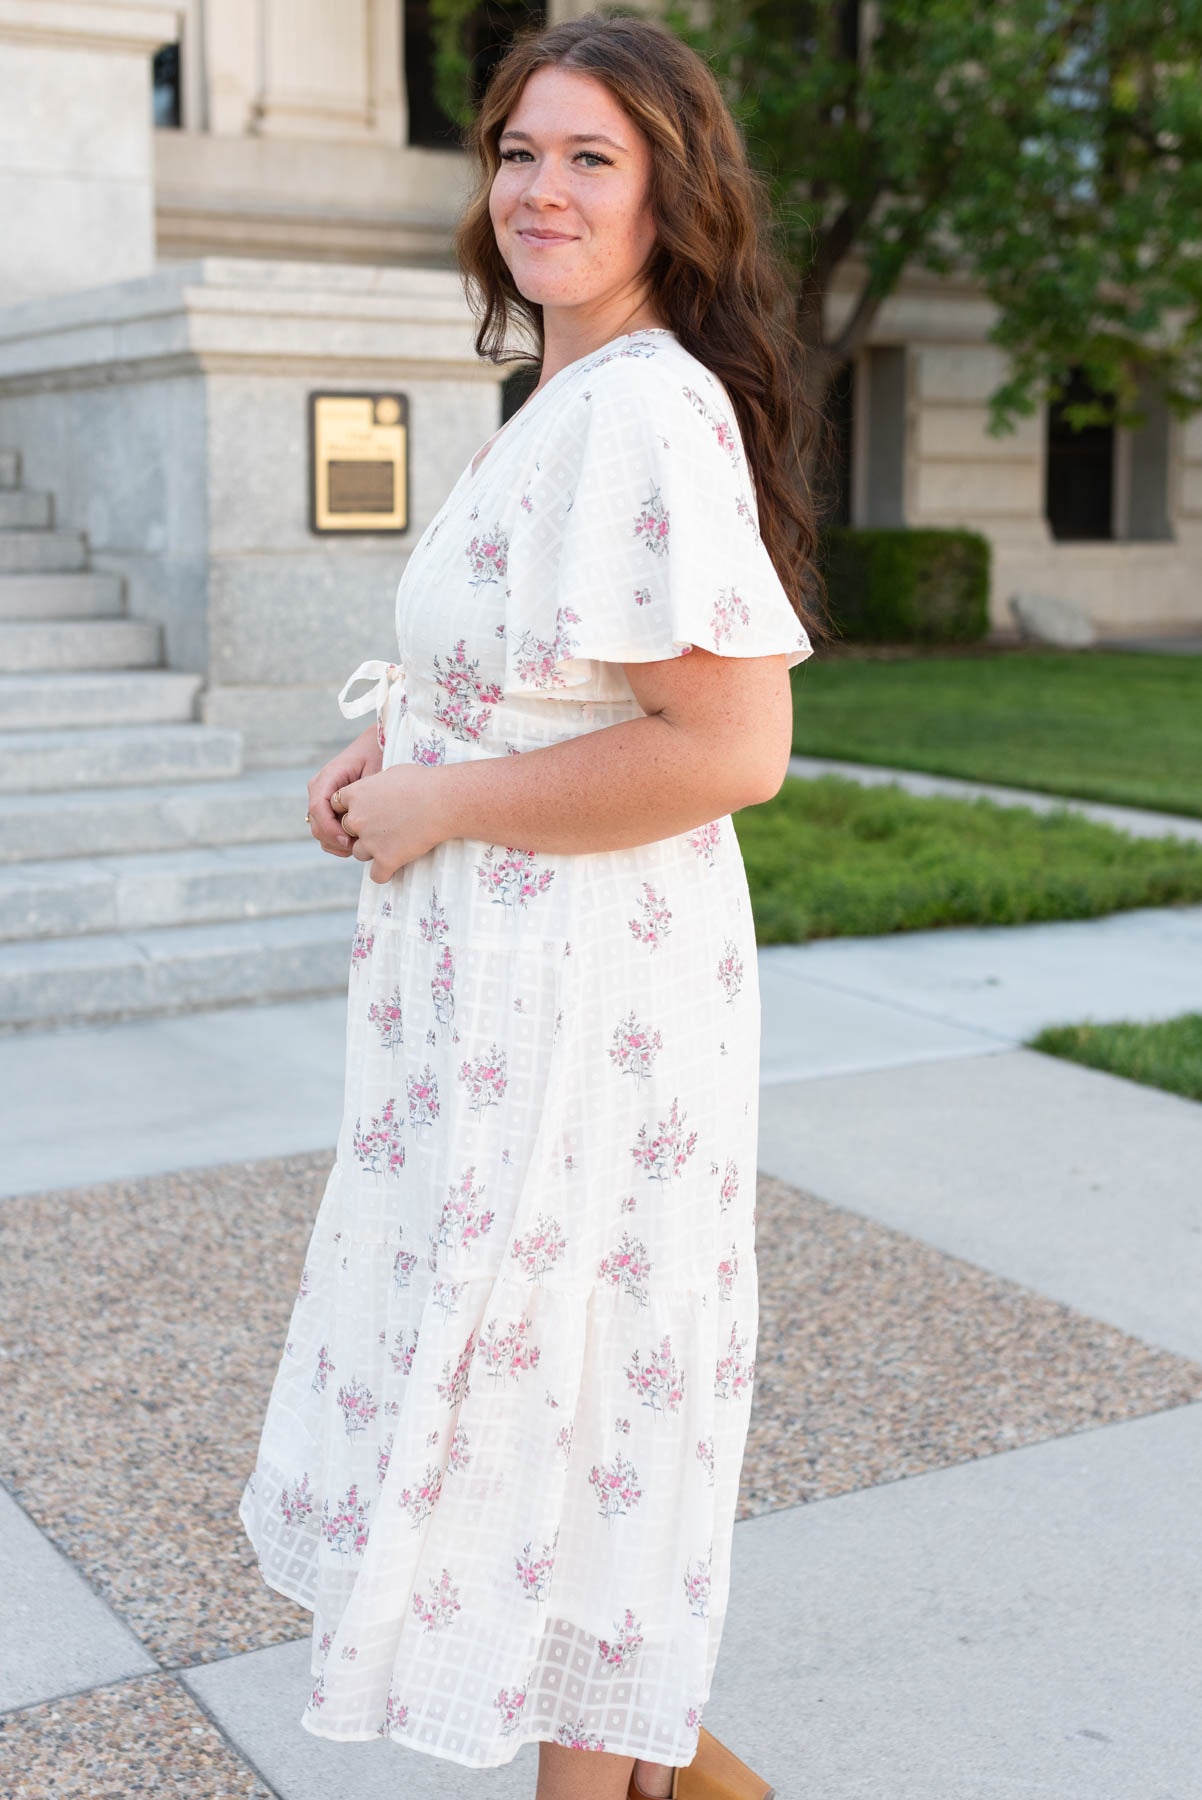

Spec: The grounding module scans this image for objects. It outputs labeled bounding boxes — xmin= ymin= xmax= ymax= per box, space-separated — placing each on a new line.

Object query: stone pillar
xmin=0 ymin=0 xmax=179 ymax=305
xmin=202 ymin=0 xmax=403 ymax=144
xmin=0 ymin=258 xmax=506 ymax=765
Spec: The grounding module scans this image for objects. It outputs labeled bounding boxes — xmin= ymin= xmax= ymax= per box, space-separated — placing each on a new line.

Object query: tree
xmin=658 ymin=0 xmax=1202 ymax=437
xmin=425 ymin=0 xmax=545 ymax=143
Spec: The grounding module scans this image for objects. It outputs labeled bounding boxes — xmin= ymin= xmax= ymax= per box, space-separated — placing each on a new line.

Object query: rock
xmin=1009 ymin=591 xmax=1098 ymax=648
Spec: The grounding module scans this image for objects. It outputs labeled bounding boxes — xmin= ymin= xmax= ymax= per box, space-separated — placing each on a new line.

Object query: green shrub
xmin=818 ymin=526 xmax=991 ymax=643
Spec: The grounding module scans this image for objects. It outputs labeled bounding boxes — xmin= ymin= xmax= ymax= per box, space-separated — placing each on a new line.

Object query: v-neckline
xmin=464 ymin=327 xmax=677 ymax=486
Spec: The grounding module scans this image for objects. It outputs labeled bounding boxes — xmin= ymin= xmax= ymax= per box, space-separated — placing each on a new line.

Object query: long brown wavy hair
xmin=452 ymin=7 xmax=833 ymax=648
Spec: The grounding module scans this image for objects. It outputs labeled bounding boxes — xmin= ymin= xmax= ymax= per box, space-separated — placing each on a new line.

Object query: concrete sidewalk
xmin=2 ymin=900 xmax=1200 ymax=1798
xmin=786 ymin=750 xmax=1202 ymax=843
xmin=4 ymin=903 xmax=1200 ymax=1202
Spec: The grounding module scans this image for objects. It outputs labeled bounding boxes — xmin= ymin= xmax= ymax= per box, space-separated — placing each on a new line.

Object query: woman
xmin=239 ymin=11 xmax=827 ymax=1798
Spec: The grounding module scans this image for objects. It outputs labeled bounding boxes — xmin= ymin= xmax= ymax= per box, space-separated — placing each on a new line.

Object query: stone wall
xmin=0 ymin=259 xmax=507 ymax=765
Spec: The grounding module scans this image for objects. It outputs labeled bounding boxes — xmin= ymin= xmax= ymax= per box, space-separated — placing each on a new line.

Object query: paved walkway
xmin=786 ymin=751 xmax=1202 ymax=842
xmin=2 ymin=896 xmax=1200 ymax=1796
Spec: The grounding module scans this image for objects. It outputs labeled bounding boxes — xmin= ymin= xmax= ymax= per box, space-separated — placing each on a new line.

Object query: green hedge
xmin=818 ymin=526 xmax=991 ymax=643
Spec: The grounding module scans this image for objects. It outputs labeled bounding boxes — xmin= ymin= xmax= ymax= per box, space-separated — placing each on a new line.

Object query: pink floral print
xmin=714 ymin=1321 xmax=756 ymax=1400
xmin=597 ymin=1232 xmax=651 ymax=1307
xmin=631 ymin=1097 xmax=699 ymax=1183
xmin=336 ymin=1376 xmax=377 ymax=1436
xmin=457 ymin=1043 xmax=507 ymax=1115
xmin=597 ymin=1607 xmax=643 ymax=1672
xmin=494 ymin=1686 xmax=528 ymax=1735
xmin=624 ymin=1334 xmax=686 ymax=1415
xmin=436 ymin=1330 xmax=475 ymax=1407
xmin=279 ymin=1473 xmax=313 ymax=1526
xmin=321 ymin=1483 xmax=370 ymax=1556
xmin=510 ymin=602 xmax=583 ymax=691
xmin=476 ymin=1314 xmax=541 ymax=1383
xmin=514 ymin=1530 xmax=558 ymax=1608
xmin=683 ymin=1548 xmax=712 ymax=1619
xmin=397 ymin=1462 xmax=443 ymax=1527
xmin=632 ymin=484 xmax=670 ymax=555
xmin=628 ymin=881 xmax=673 ymax=950
xmin=607 ymin=1010 xmax=663 ymax=1084
xmin=432 ymin=637 xmax=504 ymax=742
xmin=474 ymin=844 xmax=555 ymax=908
xmin=510 ymin=1212 xmax=566 ymax=1283
xmin=433 ymin=1166 xmax=495 ymax=1253
xmin=589 ymin=1451 xmax=643 ymax=1520
xmin=367 ymin=986 xmax=404 ymax=1047
xmin=351 ymin=1097 xmax=405 ymax=1177
xmin=465 ymin=522 xmax=509 ymax=589
xmin=412 ymin=1566 xmax=461 ymax=1631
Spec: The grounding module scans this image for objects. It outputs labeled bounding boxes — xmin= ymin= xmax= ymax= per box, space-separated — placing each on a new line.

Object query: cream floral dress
xmin=239 ymin=326 xmax=814 ymax=1770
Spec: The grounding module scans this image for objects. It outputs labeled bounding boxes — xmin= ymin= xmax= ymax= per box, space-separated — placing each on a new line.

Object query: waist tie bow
xmin=337 ymin=659 xmax=405 ymax=753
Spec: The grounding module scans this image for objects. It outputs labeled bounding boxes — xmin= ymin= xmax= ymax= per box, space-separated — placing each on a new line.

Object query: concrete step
xmin=0 ymin=570 xmax=125 ymax=620
xmin=0 ymin=617 xmax=161 ymax=672
xmin=0 ymin=723 xmax=243 ymax=794
xmin=0 ymin=669 xmax=202 ymax=729
xmin=0 ymin=490 xmax=52 ymax=529
xmin=0 ymin=906 xmax=360 ymax=1031
xmin=0 ymin=451 xmax=19 ymax=489
xmin=0 ymin=839 xmax=361 ymax=941
xmin=0 ymin=528 xmax=87 ymax=573
xmin=0 ymin=767 xmax=312 ymax=863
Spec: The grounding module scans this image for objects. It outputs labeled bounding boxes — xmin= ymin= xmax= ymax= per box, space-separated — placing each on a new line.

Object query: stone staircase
xmin=0 ymin=448 xmax=361 ymax=1033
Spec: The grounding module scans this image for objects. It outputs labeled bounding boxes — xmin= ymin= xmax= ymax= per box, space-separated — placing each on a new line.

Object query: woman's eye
xmin=499 ymin=149 xmax=610 ymax=167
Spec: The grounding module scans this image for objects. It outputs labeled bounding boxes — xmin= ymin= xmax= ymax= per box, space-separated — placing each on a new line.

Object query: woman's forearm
xmin=428 ymin=711 xmax=770 ymax=855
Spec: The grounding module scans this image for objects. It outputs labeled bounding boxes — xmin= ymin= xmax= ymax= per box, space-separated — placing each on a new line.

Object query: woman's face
xmin=489 ymin=66 xmax=659 ymax=322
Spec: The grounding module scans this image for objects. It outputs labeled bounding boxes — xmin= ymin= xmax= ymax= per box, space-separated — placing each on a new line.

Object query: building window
xmin=152 ymin=43 xmax=181 ymax=129
xmin=405 ymin=1 xmax=546 ymax=150
xmin=862 ymin=345 xmax=907 ymax=528
xmin=1045 ymin=365 xmax=1114 ymax=540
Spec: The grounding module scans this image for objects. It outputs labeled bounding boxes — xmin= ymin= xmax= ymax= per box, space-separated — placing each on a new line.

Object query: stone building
xmin=0 ymin=0 xmax=1195 ymax=1031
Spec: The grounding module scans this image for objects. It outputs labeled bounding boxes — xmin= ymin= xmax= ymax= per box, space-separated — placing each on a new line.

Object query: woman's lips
xmin=518 ymin=230 xmax=576 ymax=246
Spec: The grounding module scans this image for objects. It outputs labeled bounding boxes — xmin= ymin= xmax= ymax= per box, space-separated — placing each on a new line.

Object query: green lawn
xmin=789 ymin=648 xmax=1202 ymax=818
xmin=736 ymin=774 xmax=1202 ymax=942
xmin=1028 ymin=1014 xmax=1202 ymax=1104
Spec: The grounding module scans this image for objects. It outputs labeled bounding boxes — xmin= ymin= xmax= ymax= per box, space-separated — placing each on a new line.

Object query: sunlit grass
xmin=736 ymin=774 xmax=1202 ymax=942
xmin=788 ymin=648 xmax=1202 ymax=817
xmin=1027 ymin=1014 xmax=1202 ymax=1104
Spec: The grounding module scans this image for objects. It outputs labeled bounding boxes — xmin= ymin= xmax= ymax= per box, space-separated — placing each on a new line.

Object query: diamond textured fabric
xmin=238 ymin=328 xmax=814 ymax=1769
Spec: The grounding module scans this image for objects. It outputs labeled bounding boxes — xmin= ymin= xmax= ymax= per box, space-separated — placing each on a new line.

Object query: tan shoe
xmin=627 ymin=1727 xmax=775 ymax=1799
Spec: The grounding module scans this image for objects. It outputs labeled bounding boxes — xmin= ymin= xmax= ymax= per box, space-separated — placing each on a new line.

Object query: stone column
xmin=202 ymin=0 xmax=403 ymax=144
xmin=0 ymin=0 xmax=179 ymax=305
xmin=0 ymin=258 xmax=506 ymax=765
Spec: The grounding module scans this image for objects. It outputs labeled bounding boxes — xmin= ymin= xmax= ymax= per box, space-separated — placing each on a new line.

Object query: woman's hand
xmin=308 ymin=725 xmax=383 ymax=857
xmin=332 ymin=764 xmax=447 ymax=884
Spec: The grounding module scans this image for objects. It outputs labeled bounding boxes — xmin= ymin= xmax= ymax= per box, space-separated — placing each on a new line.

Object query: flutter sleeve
xmin=499 ymin=354 xmax=815 ymax=702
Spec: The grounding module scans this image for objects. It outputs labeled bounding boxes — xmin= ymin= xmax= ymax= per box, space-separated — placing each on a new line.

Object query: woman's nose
xmin=519 ymin=161 xmax=570 ymax=207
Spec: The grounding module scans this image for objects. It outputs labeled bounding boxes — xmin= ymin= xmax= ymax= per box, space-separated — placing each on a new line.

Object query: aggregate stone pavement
xmin=3 ymin=900 xmax=1200 ymax=1796
xmin=4 ymin=1146 xmax=1200 ymax=1795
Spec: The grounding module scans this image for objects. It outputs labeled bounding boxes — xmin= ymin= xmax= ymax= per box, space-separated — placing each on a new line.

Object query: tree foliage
xmin=427 ymin=2 xmax=1202 ymax=434
xmin=659 ymin=0 xmax=1202 ymax=430
xmin=428 ymin=0 xmax=483 ymax=132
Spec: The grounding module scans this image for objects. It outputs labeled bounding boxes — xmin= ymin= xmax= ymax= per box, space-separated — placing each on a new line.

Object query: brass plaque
xmin=309 ymin=391 xmax=409 ymax=533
